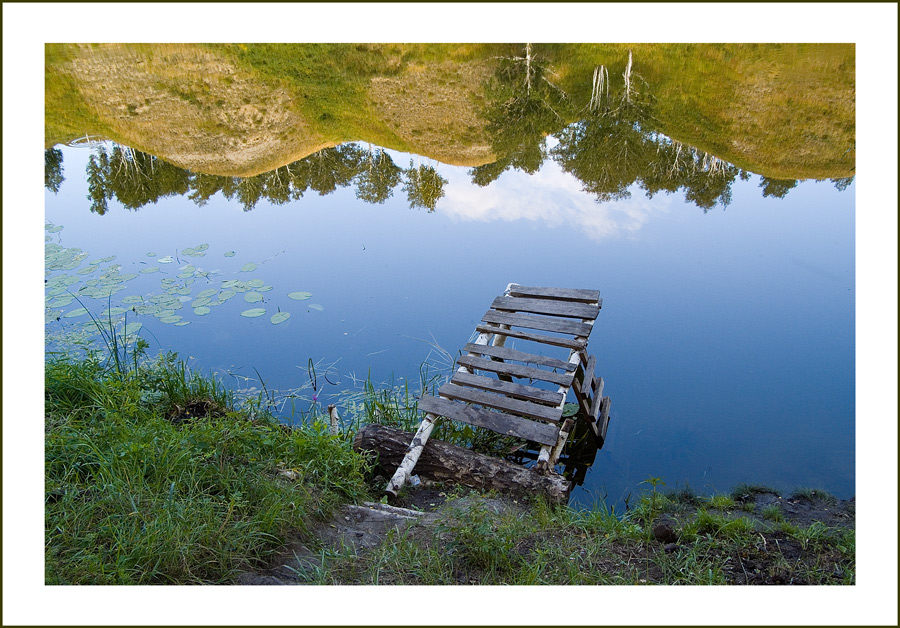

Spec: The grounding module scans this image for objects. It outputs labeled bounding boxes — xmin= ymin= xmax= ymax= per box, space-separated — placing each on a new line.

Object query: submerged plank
xmin=417 ymin=394 xmax=560 ymax=446
xmin=482 ymin=310 xmax=593 ymax=337
xmin=439 ymin=382 xmax=563 ymax=422
xmin=462 ymin=343 xmax=576 ymax=372
xmin=491 ymin=296 xmax=600 ymax=320
xmin=508 ymin=285 xmax=601 ymax=303
xmin=457 ymin=354 xmax=574 ymax=387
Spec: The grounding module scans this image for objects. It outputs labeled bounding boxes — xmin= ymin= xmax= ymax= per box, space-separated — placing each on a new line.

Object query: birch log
xmin=384 ymin=415 xmax=436 ymax=497
xmin=357 ymin=423 xmax=572 ymax=503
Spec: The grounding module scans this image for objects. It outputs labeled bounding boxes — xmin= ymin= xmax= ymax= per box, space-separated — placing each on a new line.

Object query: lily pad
xmin=247 ymin=278 xmax=265 ymax=288
xmin=270 ymin=312 xmax=291 ymax=325
xmin=158 ymin=256 xmax=174 ymax=264
xmin=46 ymin=224 xmax=64 ymax=233
xmin=47 ymin=296 xmax=74 ymax=308
xmin=224 ymin=251 xmax=236 ymax=257
xmin=308 ymin=303 xmax=324 ymax=311
xmin=140 ymin=267 xmax=160 ymax=274
xmin=192 ymin=296 xmax=212 ymax=307
xmin=240 ymin=262 xmax=257 ymax=273
xmin=240 ymin=308 xmax=266 ymax=318
xmin=101 ymin=307 xmax=128 ymax=316
xmin=288 ymin=291 xmax=312 ymax=301
xmin=196 ymin=288 xmax=218 ymax=299
xmin=121 ymin=322 xmax=143 ymax=335
xmin=218 ymin=289 xmax=236 ymax=301
xmin=63 ymin=308 xmax=89 ymax=318
xmin=122 ymin=295 xmax=144 ymax=304
xmin=193 ymin=306 xmax=211 ymax=316
xmin=244 ymin=292 xmax=264 ymax=303
xmin=159 ymin=315 xmax=183 ymax=324
xmin=175 ymin=321 xmax=191 ymax=326
xmin=147 ymin=252 xmax=157 ymax=257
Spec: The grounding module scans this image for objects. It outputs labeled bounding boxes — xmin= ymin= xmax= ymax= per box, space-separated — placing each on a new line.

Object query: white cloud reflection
xmin=436 ymin=157 xmax=674 ymax=241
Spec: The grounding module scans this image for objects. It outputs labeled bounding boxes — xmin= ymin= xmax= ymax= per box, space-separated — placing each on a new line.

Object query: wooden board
xmin=574 ymin=354 xmax=596 ymax=418
xmin=508 ymin=285 xmax=601 ymax=304
xmin=475 ymin=324 xmax=587 ymax=350
xmin=417 ymin=394 xmax=560 ymax=446
xmin=449 ymin=371 xmax=565 ymax=407
xmin=463 ymin=343 xmax=576 ymax=372
xmin=491 ymin=296 xmax=600 ymax=320
xmin=438 ymin=383 xmax=563 ymax=422
xmin=597 ymin=396 xmax=611 ymax=444
xmin=482 ymin=310 xmax=594 ymax=337
xmin=457 ymin=354 xmax=575 ymax=387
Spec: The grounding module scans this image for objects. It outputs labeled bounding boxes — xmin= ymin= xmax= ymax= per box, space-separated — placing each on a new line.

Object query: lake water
xmin=43 ymin=43 xmax=856 ymax=508
xmin=44 ymin=138 xmax=855 ymax=507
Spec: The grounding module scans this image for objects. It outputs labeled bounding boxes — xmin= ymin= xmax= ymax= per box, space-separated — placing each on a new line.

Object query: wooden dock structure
xmin=383 ymin=283 xmax=611 ymax=499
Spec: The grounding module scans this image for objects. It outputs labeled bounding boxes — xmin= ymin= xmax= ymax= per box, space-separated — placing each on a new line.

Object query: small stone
xmin=664 ymin=543 xmax=679 ymax=553
xmin=652 ymin=515 xmax=678 ymax=544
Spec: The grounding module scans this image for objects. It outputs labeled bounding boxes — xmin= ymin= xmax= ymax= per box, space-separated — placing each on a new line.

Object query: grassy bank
xmin=45 ymin=352 xmax=369 ymax=584
xmin=45 ymin=352 xmax=854 ymax=585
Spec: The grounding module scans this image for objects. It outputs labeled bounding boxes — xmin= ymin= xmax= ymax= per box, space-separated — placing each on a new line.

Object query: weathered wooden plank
xmin=589 ymin=375 xmax=605 ymax=421
xmin=438 ymin=383 xmax=563 ymax=422
xmin=456 ymin=354 xmax=575 ymax=387
xmin=508 ymin=285 xmax=601 ymax=303
xmin=450 ymin=371 xmax=565 ymax=407
xmin=463 ymin=342 xmax=576 ymax=372
xmin=491 ymin=296 xmax=600 ymax=320
xmin=597 ymin=396 xmax=611 ymax=445
xmin=417 ymin=395 xmax=560 ymax=446
xmin=475 ymin=324 xmax=587 ymax=350
xmin=574 ymin=354 xmax=596 ymax=418
xmin=482 ymin=310 xmax=593 ymax=337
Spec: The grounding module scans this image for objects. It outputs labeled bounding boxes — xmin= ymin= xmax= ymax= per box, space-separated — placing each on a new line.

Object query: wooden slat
xmin=463 ymin=343 xmax=576 ymax=372
xmin=457 ymin=355 xmax=574 ymax=387
xmin=482 ymin=310 xmax=593 ymax=337
xmin=597 ymin=396 xmax=611 ymax=444
xmin=508 ymin=285 xmax=601 ymax=303
xmin=475 ymin=324 xmax=587 ymax=350
xmin=574 ymin=355 xmax=596 ymax=418
xmin=451 ymin=371 xmax=565 ymax=406
xmin=491 ymin=296 xmax=600 ymax=320
xmin=439 ymin=383 xmax=563 ymax=422
xmin=418 ymin=394 xmax=559 ymax=446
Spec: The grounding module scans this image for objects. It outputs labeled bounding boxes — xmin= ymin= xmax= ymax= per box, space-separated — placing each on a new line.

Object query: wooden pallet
xmin=385 ymin=283 xmax=611 ymax=497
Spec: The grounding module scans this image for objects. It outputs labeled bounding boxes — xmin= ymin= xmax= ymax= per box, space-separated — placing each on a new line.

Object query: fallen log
xmin=353 ymin=423 xmax=572 ymax=504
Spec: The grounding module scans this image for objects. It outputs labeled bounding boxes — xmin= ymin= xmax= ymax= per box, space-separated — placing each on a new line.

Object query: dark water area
xmin=44 ymin=137 xmax=855 ymax=508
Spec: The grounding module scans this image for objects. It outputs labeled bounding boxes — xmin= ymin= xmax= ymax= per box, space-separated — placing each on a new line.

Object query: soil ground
xmin=235 ymin=485 xmax=854 ymax=585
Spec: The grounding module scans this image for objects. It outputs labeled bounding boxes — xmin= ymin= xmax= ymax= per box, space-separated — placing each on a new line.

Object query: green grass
xmin=45 ymin=351 xmax=370 ymax=584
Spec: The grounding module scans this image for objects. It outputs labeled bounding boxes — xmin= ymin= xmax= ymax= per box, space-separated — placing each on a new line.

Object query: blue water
xmin=45 ymin=143 xmax=855 ymax=507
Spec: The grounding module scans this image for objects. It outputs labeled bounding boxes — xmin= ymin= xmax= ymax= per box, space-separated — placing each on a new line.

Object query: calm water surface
xmin=44 ymin=139 xmax=855 ymax=507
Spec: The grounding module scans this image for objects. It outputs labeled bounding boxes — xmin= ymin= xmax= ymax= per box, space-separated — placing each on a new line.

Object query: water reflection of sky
xmin=44 ymin=143 xmax=856 ymax=515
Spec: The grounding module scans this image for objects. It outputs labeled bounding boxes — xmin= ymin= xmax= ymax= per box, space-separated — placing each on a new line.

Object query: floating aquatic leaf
xmin=192 ymin=296 xmax=212 ymax=308
xmin=196 ymin=288 xmax=218 ymax=299
xmin=175 ymin=321 xmax=191 ymax=326
xmin=159 ymin=315 xmax=182 ymax=324
xmin=218 ymin=289 xmax=236 ymax=301
xmin=46 ymin=224 xmax=63 ymax=233
xmin=63 ymin=308 xmax=89 ymax=318
xmin=288 ymin=291 xmax=312 ymax=301
xmin=224 ymin=251 xmax=236 ymax=257
xmin=122 ymin=295 xmax=144 ymax=304
xmin=147 ymin=252 xmax=157 ymax=257
xmin=77 ymin=267 xmax=97 ymax=275
xmin=308 ymin=303 xmax=324 ymax=311
xmin=101 ymin=307 xmax=128 ymax=316
xmin=257 ymin=285 xmax=273 ymax=292
xmin=221 ymin=279 xmax=239 ymax=289
xmin=240 ymin=263 xmax=257 ymax=273
xmin=121 ymin=322 xmax=143 ymax=335
xmin=244 ymin=292 xmax=263 ymax=303
xmin=97 ymin=256 xmax=116 ymax=263
xmin=158 ymin=256 xmax=174 ymax=264
xmin=140 ymin=267 xmax=160 ymax=274
xmin=156 ymin=309 xmax=177 ymax=319
xmin=177 ymin=296 xmax=193 ymax=303
xmin=240 ymin=308 xmax=266 ymax=318
xmin=196 ymin=244 xmax=209 ymax=252
xmin=271 ymin=312 xmax=290 ymax=325
xmin=248 ymin=278 xmax=264 ymax=288
xmin=47 ymin=296 xmax=74 ymax=308
xmin=193 ymin=306 xmax=211 ymax=316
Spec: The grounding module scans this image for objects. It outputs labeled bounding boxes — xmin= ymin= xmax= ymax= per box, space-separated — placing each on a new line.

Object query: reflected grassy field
xmin=45 ymin=43 xmax=854 ymax=180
